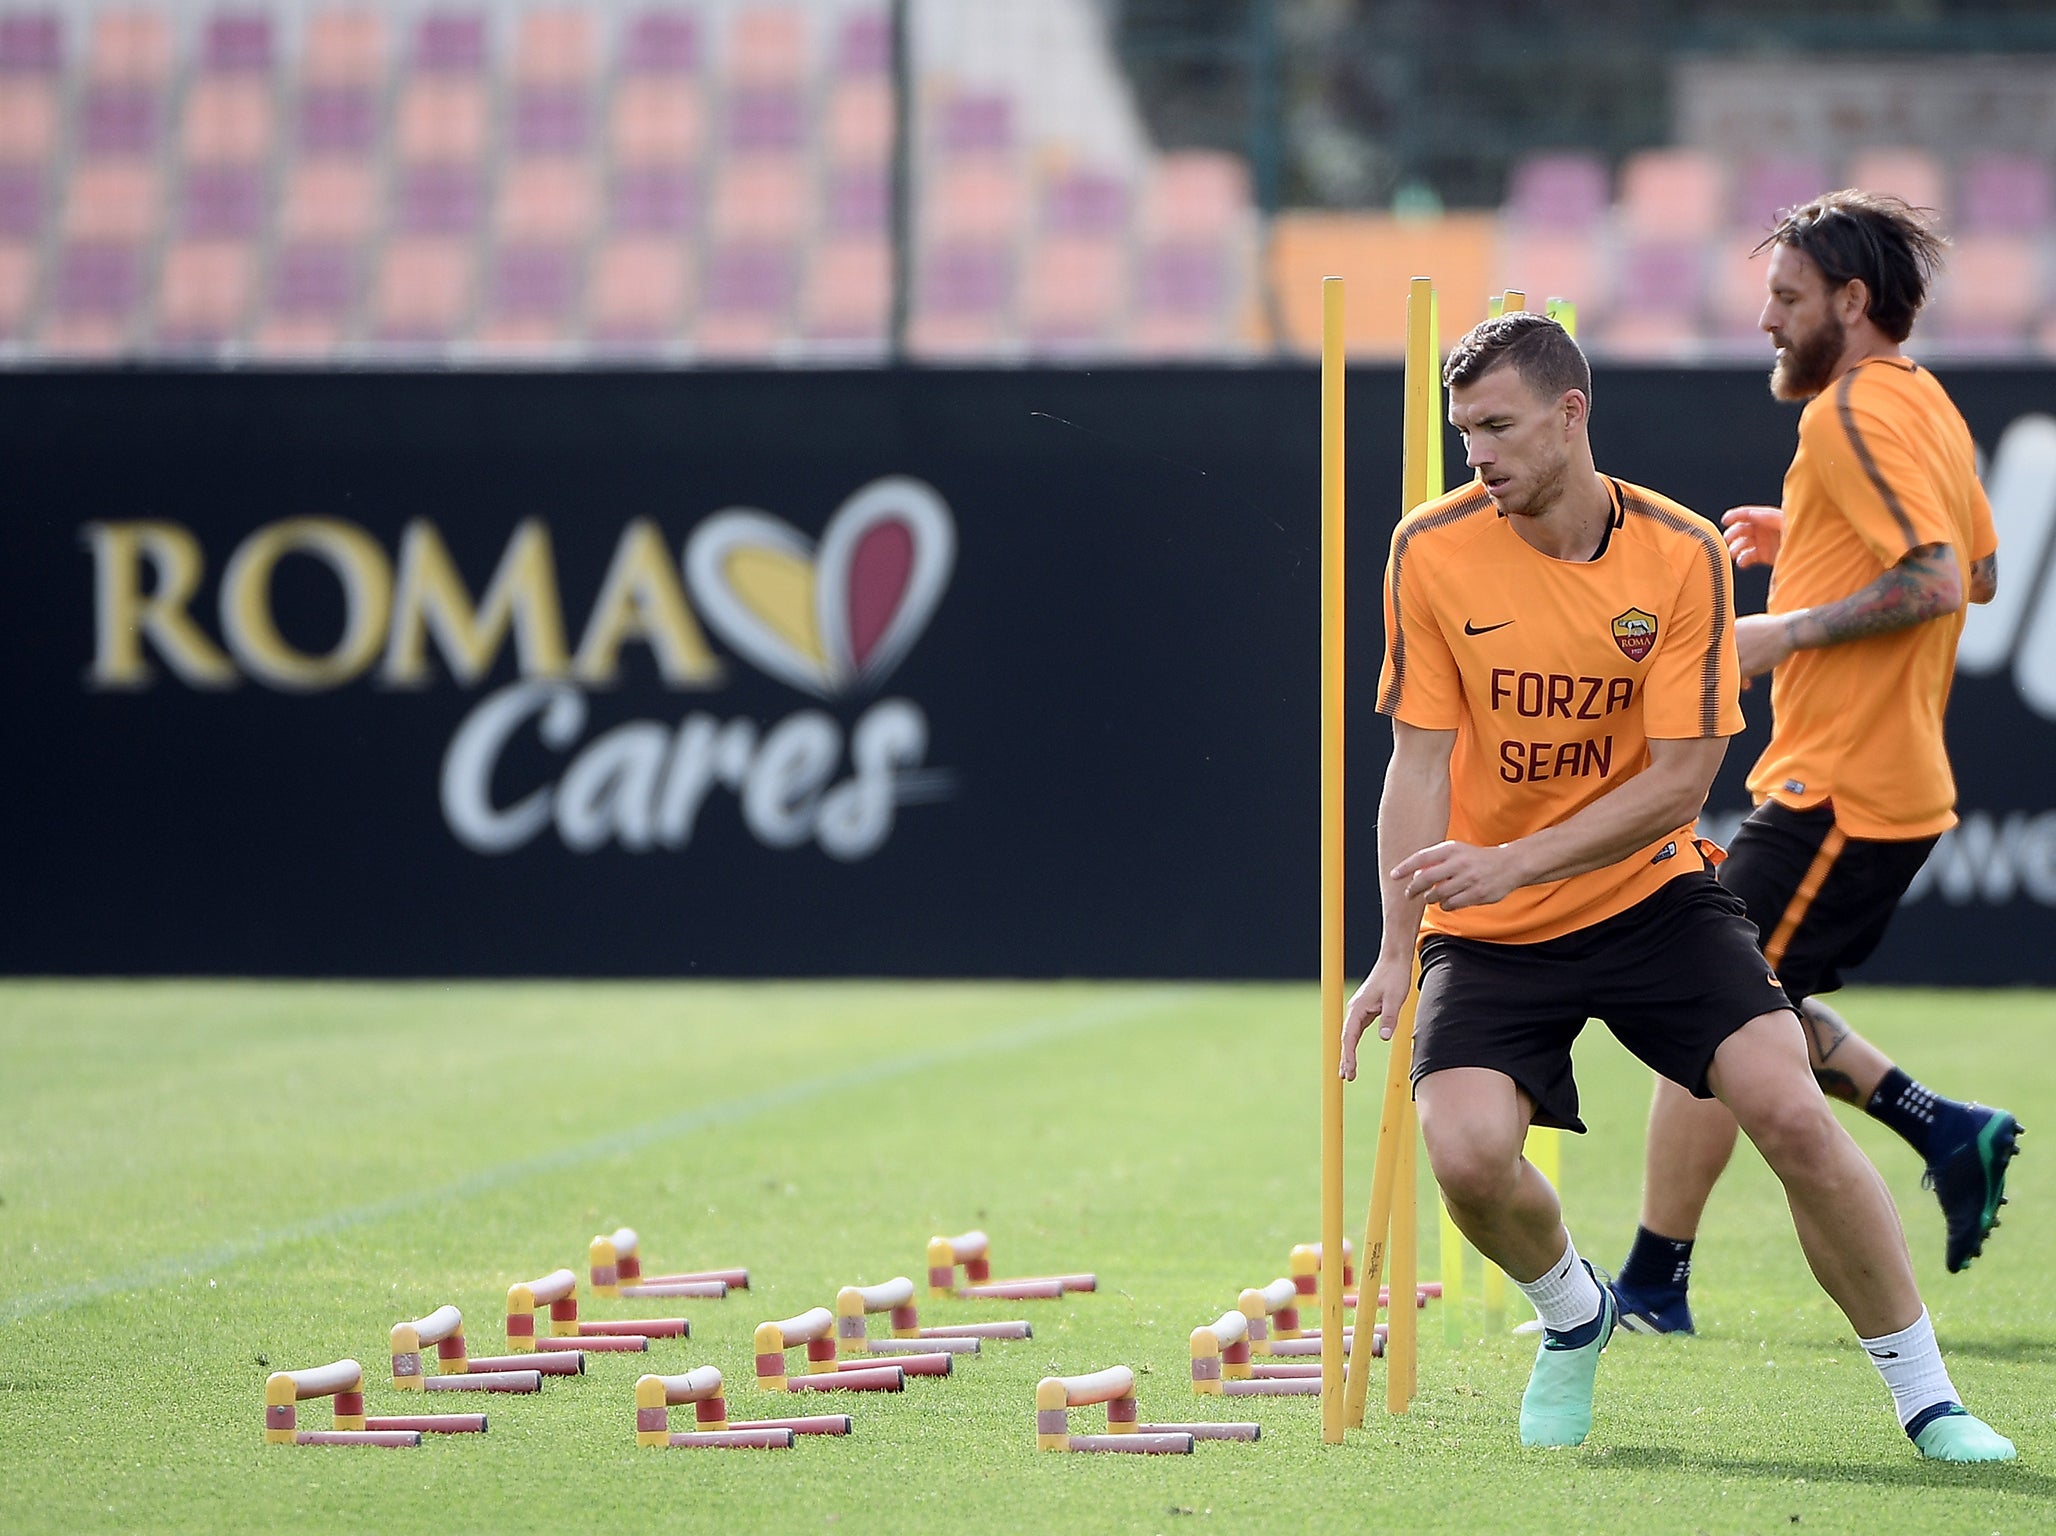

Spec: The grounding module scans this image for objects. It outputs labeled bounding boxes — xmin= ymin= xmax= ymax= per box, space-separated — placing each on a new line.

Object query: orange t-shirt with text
xmin=1377 ymin=477 xmax=1744 ymax=943
xmin=1748 ymin=358 xmax=1997 ymax=838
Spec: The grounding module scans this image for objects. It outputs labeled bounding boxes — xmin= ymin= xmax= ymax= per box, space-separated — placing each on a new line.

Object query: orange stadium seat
xmin=1022 ymin=234 xmax=1128 ymax=349
xmin=825 ymin=77 xmax=892 ymax=165
xmin=498 ymin=160 xmax=597 ymax=242
xmin=152 ymin=239 xmax=255 ymax=346
xmin=370 ymin=238 xmax=475 ymax=343
xmin=1618 ymin=148 xmax=1725 ymax=242
xmin=923 ymin=161 xmax=1027 ymax=242
xmin=303 ymin=10 xmax=383 ymax=84
xmin=611 ymin=77 xmax=706 ymax=165
xmin=729 ymin=6 xmax=809 ymax=86
xmin=587 ymin=235 xmax=692 ymax=346
xmin=1845 ymin=148 xmax=1945 ymax=216
xmin=1267 ymin=212 xmax=1496 ymax=355
xmin=396 ymin=76 xmax=492 ymax=163
xmin=1494 ymin=229 xmax=1607 ymax=324
xmin=709 ymin=154 xmax=810 ymax=242
xmin=514 ymin=9 xmax=594 ymax=84
xmin=801 ymin=236 xmax=889 ymax=343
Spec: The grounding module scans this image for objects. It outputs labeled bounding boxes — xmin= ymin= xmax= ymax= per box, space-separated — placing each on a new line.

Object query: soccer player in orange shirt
xmin=1340 ymin=310 xmax=2011 ymax=1460
xmin=1609 ymin=192 xmax=2020 ymax=1339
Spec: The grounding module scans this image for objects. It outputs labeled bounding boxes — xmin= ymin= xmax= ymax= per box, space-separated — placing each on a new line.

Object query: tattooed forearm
xmin=1970 ymin=552 xmax=1998 ymax=605
xmin=1785 ymin=543 xmax=1964 ymax=649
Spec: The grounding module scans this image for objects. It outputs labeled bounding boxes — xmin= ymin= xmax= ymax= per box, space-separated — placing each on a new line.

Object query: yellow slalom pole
xmin=1386 ymin=1101 xmax=1419 ymax=1412
xmin=1439 ymin=1197 xmax=1465 ymax=1346
xmin=1343 ymin=274 xmax=1437 ymax=1427
xmin=1545 ymin=296 xmax=1578 ymax=334
xmin=1317 ymin=274 xmax=1348 ymax=1446
xmin=1499 ymin=288 xmax=1527 ymax=314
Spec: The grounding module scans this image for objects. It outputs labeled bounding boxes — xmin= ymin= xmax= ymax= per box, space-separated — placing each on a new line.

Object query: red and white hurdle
xmin=1035 ymin=1365 xmax=1258 ymax=1453
xmin=589 ymin=1227 xmax=748 ymax=1299
xmin=753 ymin=1307 xmax=921 ymax=1393
xmin=505 ymin=1268 xmax=681 ymax=1355
xmin=389 ymin=1304 xmax=567 ymax=1390
xmin=834 ymin=1275 xmax=1032 ymax=1357
xmin=926 ymin=1230 xmax=1095 ymax=1300
xmin=264 ymin=1358 xmax=489 ymax=1446
xmin=634 ymin=1367 xmax=853 ymax=1448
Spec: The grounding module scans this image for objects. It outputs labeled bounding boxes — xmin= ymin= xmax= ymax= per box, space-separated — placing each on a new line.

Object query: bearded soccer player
xmin=1609 ymin=192 xmax=2019 ymax=1340
xmin=1339 ymin=311 xmax=2011 ymax=1461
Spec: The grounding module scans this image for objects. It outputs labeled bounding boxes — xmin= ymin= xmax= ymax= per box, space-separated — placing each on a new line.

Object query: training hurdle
xmin=505 ymin=1268 xmax=681 ymax=1354
xmin=1036 ymin=1366 xmax=1258 ymax=1453
xmin=835 ymin=1275 xmax=1030 ymax=1356
xmin=634 ymin=1367 xmax=853 ymax=1447
xmin=590 ymin=1228 xmax=747 ymax=1299
xmin=1191 ymin=1309 xmax=1378 ymax=1396
xmin=1288 ymin=1243 xmax=1437 ymax=1313
xmin=389 ymin=1304 xmax=570 ymax=1389
xmin=926 ymin=1230 xmax=1095 ymax=1300
xmin=753 ymin=1308 xmax=916 ymax=1392
xmin=265 ymin=1359 xmax=491 ymax=1446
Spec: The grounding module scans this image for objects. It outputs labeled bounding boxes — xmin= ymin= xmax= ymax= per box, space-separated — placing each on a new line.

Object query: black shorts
xmin=1411 ymin=872 xmax=1794 ymax=1133
xmin=1717 ymin=800 xmax=1935 ymax=1007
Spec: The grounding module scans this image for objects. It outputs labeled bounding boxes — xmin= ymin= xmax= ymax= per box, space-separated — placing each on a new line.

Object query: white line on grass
xmin=3 ymin=987 xmax=1194 ymax=1326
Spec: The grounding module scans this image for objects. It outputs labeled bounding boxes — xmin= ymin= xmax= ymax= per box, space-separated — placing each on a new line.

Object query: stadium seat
xmin=1042 ymin=170 xmax=1130 ymax=237
xmin=923 ymin=161 xmax=1027 ymax=242
xmin=620 ymin=10 xmax=701 ymax=75
xmin=587 ymin=235 xmax=692 ymax=348
xmin=612 ymin=77 xmax=707 ymax=165
xmin=181 ymin=74 xmax=274 ymax=162
xmin=1845 ymin=147 xmax=1945 ymax=216
xmin=152 ymin=239 xmax=255 ymax=347
xmin=823 ymin=163 xmax=887 ymax=237
xmin=825 ymin=77 xmax=893 ymax=164
xmin=393 ymin=163 xmax=485 ymax=239
xmin=62 ymin=161 xmax=157 ymax=242
xmin=1706 ymin=229 xmax=1776 ymax=346
xmin=176 ymin=163 xmax=266 ymax=241
xmin=932 ymin=92 xmax=1013 ymax=158
xmin=1267 ymin=212 xmax=1495 ymax=355
xmin=1733 ymin=155 xmax=1830 ymax=232
xmin=0 ymin=238 xmax=37 ymax=340
xmin=802 ymin=236 xmax=889 ymax=344
xmin=397 ymin=76 xmax=492 ymax=163
xmin=729 ymin=6 xmax=809 ymax=86
xmin=500 ymin=161 xmax=596 ymax=242
xmin=833 ymin=10 xmax=890 ymax=77
xmin=1615 ymin=239 xmax=1706 ymax=317
xmin=0 ymin=164 xmax=43 ymax=241
xmin=0 ymin=70 xmax=61 ymax=162
xmin=700 ymin=240 xmax=799 ymax=351
xmin=710 ymin=155 xmax=811 ymax=242
xmin=1504 ymin=152 xmax=1609 ymax=231
xmin=1959 ymin=154 xmax=2052 ymax=235
xmin=1618 ymin=148 xmax=1725 ymax=242
xmin=610 ymin=164 xmax=701 ymax=236
xmin=1931 ymin=233 xmax=2040 ymax=350
xmin=725 ymin=84 xmax=809 ymax=154
xmin=260 ymin=239 xmax=361 ymax=350
xmin=1022 ymin=233 xmax=1127 ymax=350
xmin=370 ymin=238 xmax=475 ymax=345
xmin=43 ymin=239 xmax=142 ymax=352
xmin=278 ymin=161 xmax=380 ymax=241
xmin=1494 ymin=229 xmax=1608 ymax=324
xmin=479 ymin=241 xmax=583 ymax=345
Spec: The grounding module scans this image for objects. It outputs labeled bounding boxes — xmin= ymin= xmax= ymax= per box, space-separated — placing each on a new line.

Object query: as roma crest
xmin=1612 ymin=607 xmax=1657 ymax=662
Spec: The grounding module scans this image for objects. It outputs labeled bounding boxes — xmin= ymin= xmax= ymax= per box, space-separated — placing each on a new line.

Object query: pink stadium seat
xmin=514 ymin=9 xmax=594 ymax=83
xmin=1734 ymin=155 xmax=1830 ymax=231
xmin=0 ymin=240 xmax=38 ymax=339
xmin=1933 ymin=234 xmax=2039 ymax=343
xmin=932 ymin=93 xmax=1012 ymax=158
xmin=181 ymin=76 xmax=274 ymax=161
xmin=1505 ymin=152 xmax=1609 ymax=231
xmin=1845 ymin=148 xmax=1945 ymax=215
xmin=371 ymin=238 xmax=475 ymax=342
xmin=1022 ymin=234 xmax=1127 ymax=347
xmin=266 ymin=240 xmax=359 ymax=324
xmin=802 ymin=237 xmax=888 ymax=342
xmin=153 ymin=239 xmax=255 ymax=345
xmin=725 ymin=84 xmax=808 ymax=153
xmin=178 ymin=163 xmax=266 ymax=239
xmin=1959 ymin=154 xmax=2052 ymax=235
xmin=396 ymin=77 xmax=491 ymax=162
xmin=729 ymin=7 xmax=808 ymax=86
xmin=394 ymin=162 xmax=484 ymax=237
xmin=0 ymin=79 xmax=61 ymax=160
xmin=833 ymin=11 xmax=889 ymax=78
xmin=278 ymin=161 xmax=379 ymax=240
xmin=709 ymin=155 xmax=809 ymax=242
xmin=703 ymin=240 xmax=798 ymax=318
xmin=923 ymin=161 xmax=1026 ymax=242
xmin=303 ymin=10 xmax=384 ymax=83
xmin=484 ymin=242 xmax=581 ymax=324
xmin=918 ymin=239 xmax=1010 ymax=319
xmin=63 ymin=162 xmax=158 ymax=241
xmin=296 ymin=82 xmax=378 ymax=154
xmin=1618 ymin=148 xmax=1724 ymax=242
xmin=611 ymin=78 xmax=706 ymax=164
xmin=825 ymin=78 xmax=892 ymax=164
xmin=1595 ymin=310 xmax=1698 ymax=361
xmin=1142 ymin=153 xmax=1248 ymax=239
xmin=1706 ymin=229 xmax=1776 ymax=339
xmin=0 ymin=165 xmax=44 ymax=238
xmin=88 ymin=9 xmax=170 ymax=83
xmin=1494 ymin=229 xmax=1606 ymax=322
xmin=610 ymin=164 xmax=700 ymax=235
xmin=586 ymin=236 xmax=691 ymax=345
xmin=1615 ymin=239 xmax=1705 ymax=316
xmin=499 ymin=161 xmax=596 ymax=241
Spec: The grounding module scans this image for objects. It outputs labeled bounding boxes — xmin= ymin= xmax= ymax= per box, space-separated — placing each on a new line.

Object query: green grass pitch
xmin=1 ymin=981 xmax=2049 ymax=1533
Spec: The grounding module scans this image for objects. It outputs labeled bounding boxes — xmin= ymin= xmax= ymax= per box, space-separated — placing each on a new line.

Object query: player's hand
xmin=1341 ymin=957 xmax=1412 ymax=1077
xmin=1722 ymin=505 xmax=1784 ymax=569
xmin=1391 ymin=840 xmax=1523 ymax=911
xmin=1734 ymin=611 xmax=1795 ymax=681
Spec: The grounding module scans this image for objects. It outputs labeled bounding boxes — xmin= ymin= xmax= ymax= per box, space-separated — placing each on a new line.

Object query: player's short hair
xmin=1442 ymin=312 xmax=1591 ymax=406
xmin=1756 ymin=190 xmax=1947 ymax=343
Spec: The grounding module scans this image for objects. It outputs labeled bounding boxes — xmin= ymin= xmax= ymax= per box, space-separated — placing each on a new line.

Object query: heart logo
xmin=685 ymin=476 xmax=956 ymax=699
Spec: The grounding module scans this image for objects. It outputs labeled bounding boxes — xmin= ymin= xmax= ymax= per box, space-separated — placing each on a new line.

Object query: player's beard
xmin=1770 ymin=311 xmax=1845 ymax=401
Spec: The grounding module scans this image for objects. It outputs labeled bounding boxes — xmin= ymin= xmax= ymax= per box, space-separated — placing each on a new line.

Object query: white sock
xmin=1513 ymin=1233 xmax=1602 ymax=1335
xmin=1859 ymin=1308 xmax=1959 ymax=1428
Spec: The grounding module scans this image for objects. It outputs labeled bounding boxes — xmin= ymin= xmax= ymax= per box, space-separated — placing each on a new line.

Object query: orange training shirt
xmin=1748 ymin=358 xmax=1997 ymax=839
xmin=1377 ymin=477 xmax=1744 ymax=943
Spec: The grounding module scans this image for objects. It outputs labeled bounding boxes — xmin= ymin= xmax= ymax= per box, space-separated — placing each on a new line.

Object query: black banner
xmin=3 ymin=365 xmax=2052 ymax=979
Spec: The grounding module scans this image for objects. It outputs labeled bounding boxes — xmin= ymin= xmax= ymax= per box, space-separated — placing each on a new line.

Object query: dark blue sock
xmin=1866 ymin=1068 xmax=1976 ymax=1165
xmin=1545 ymin=1301 xmax=1609 ymax=1351
xmin=1616 ymin=1226 xmax=1692 ymax=1298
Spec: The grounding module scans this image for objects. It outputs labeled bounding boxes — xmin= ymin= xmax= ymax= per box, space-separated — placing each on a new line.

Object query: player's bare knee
xmin=1421 ymin=1121 xmax=1522 ymax=1211
xmin=1735 ymin=1088 xmax=1839 ymax=1177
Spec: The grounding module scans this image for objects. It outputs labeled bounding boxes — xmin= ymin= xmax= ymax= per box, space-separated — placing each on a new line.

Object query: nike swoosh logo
xmin=1867 ymin=1349 xmax=1899 ymax=1359
xmin=1464 ymin=619 xmax=1514 ymax=636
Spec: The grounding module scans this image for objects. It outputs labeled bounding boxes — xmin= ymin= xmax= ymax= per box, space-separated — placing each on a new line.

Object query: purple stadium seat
xmin=395 ymin=164 xmax=484 ymax=237
xmin=201 ymin=13 xmax=273 ymax=73
xmin=0 ymin=165 xmax=44 ymax=238
xmin=81 ymin=82 xmax=160 ymax=156
xmin=512 ymin=84 xmax=592 ymax=154
xmin=1042 ymin=171 xmax=1129 ymax=237
xmin=834 ymin=11 xmax=889 ymax=77
xmin=269 ymin=241 xmax=358 ymax=318
xmin=297 ymin=84 xmax=378 ymax=155
xmin=1504 ymin=153 xmax=1608 ymax=230
xmin=725 ymin=85 xmax=806 ymax=153
xmin=1616 ymin=240 xmax=1705 ymax=314
xmin=704 ymin=242 xmax=797 ymax=314
xmin=611 ymin=165 xmax=700 ymax=235
xmin=824 ymin=164 xmax=887 ymax=236
xmin=488 ymin=243 xmax=579 ymax=319
xmin=920 ymin=240 xmax=1010 ymax=316
xmin=934 ymin=93 xmax=1011 ymax=157
xmin=1734 ymin=155 xmax=1830 ymax=231
xmin=414 ymin=12 xmax=488 ymax=73
xmin=622 ymin=11 xmax=700 ymax=74
xmin=0 ymin=12 xmax=61 ymax=73
xmin=1137 ymin=242 xmax=1226 ymax=316
xmin=179 ymin=163 xmax=265 ymax=239
xmin=1959 ymin=154 xmax=2052 ymax=235
xmin=52 ymin=240 xmax=140 ymax=318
